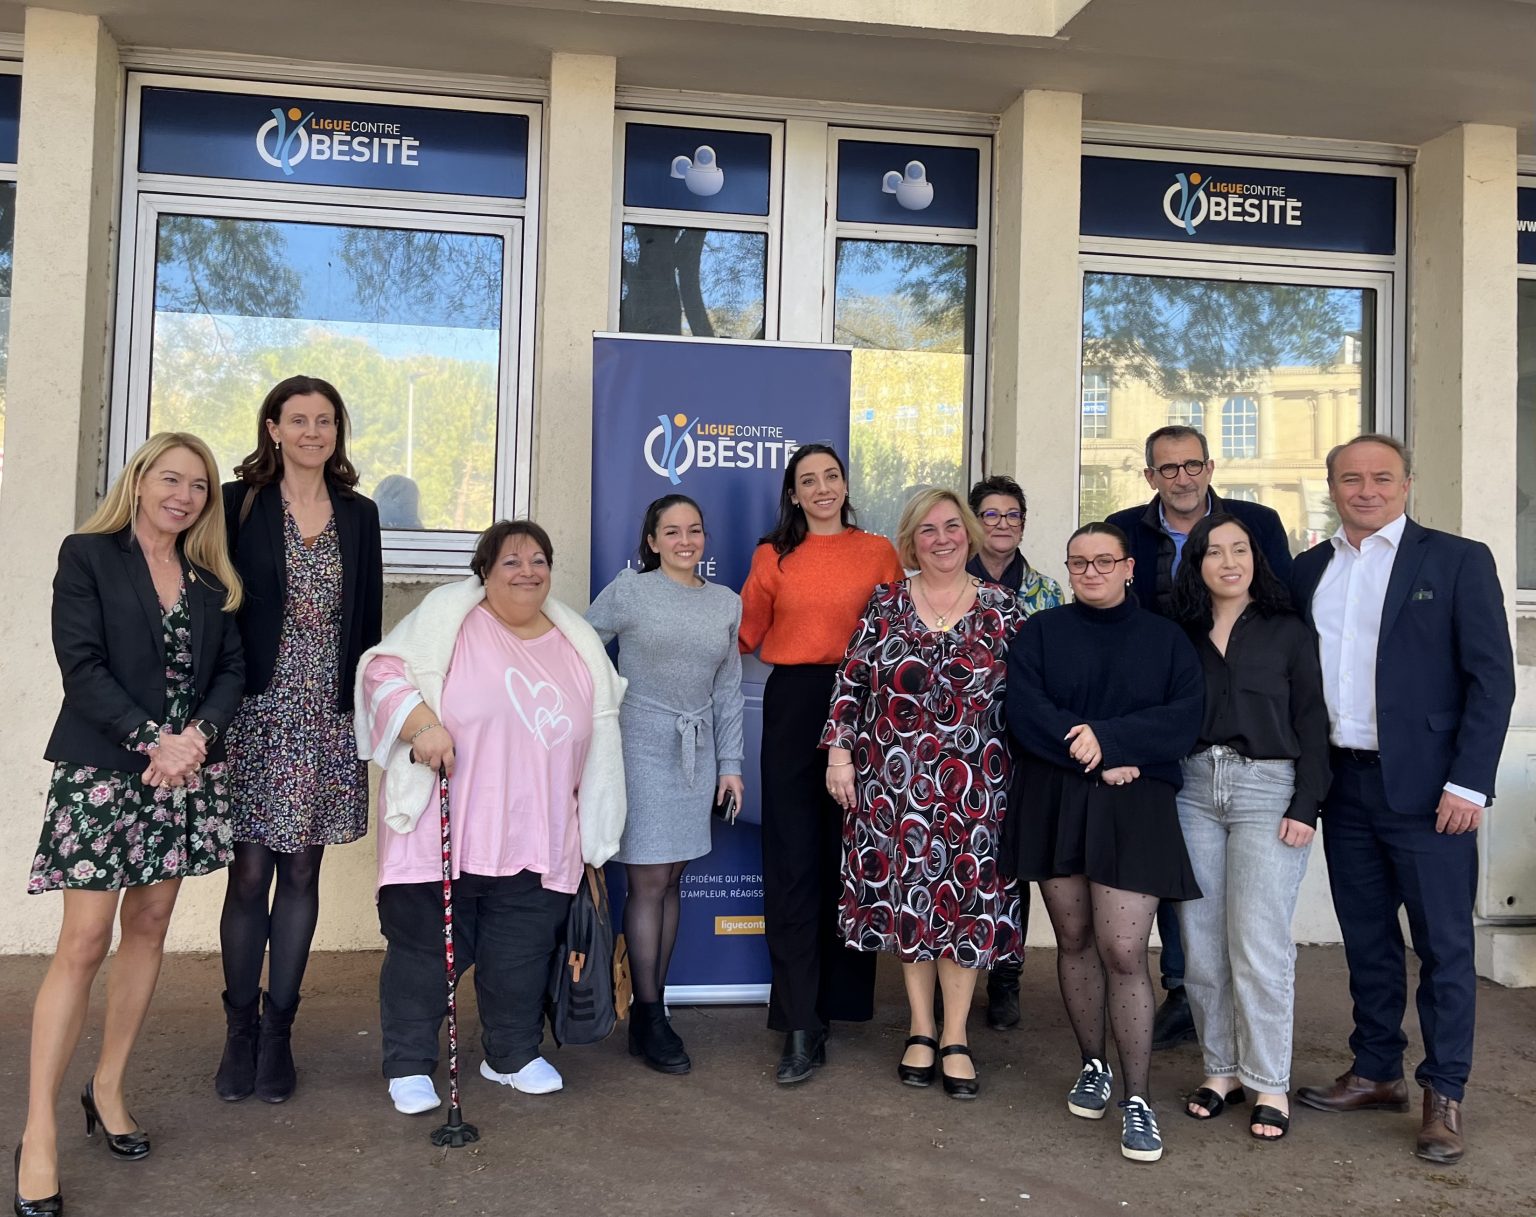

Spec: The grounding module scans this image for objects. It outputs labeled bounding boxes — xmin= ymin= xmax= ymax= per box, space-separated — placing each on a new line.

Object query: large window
xmin=1221 ymin=395 xmax=1259 ymax=459
xmin=1082 ymin=371 xmax=1110 ymax=439
xmin=1168 ymin=399 xmax=1204 ymax=431
xmin=620 ymin=225 xmax=766 ymax=339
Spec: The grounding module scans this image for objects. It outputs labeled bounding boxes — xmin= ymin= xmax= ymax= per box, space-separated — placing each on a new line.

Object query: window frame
xmin=1517 ymin=212 xmax=1536 ymax=602
xmin=1081 ymin=370 xmax=1111 ymax=440
xmin=1221 ymin=394 xmax=1260 ymax=459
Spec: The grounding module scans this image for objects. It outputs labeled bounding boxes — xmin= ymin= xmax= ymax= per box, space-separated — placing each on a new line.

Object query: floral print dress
xmin=28 ymin=584 xmax=235 ymax=893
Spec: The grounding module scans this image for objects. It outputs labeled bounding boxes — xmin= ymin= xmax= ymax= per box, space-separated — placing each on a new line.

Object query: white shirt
xmin=1312 ymin=512 xmax=1484 ymax=806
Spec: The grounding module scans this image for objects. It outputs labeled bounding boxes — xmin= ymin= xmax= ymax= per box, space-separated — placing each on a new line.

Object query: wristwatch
xmin=190 ymin=719 xmax=219 ymax=744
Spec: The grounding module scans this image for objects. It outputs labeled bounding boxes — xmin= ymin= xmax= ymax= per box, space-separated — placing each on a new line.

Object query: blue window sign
xmin=1080 ymin=156 xmax=1397 ymax=256
xmin=0 ymin=74 xmax=20 ymax=165
xmin=138 ymin=87 xmax=528 ymax=199
xmin=622 ymin=124 xmax=772 ymax=216
xmin=1520 ymin=186 xmax=1536 ymax=266
xmin=836 ymin=140 xmax=980 ymax=229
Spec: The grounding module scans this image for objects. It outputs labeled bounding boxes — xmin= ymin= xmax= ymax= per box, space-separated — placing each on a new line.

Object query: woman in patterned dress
xmin=824 ymin=488 xmax=1026 ymax=1100
xmin=16 ymin=433 xmax=244 ymax=1215
xmin=214 ymin=376 xmax=382 ymax=1104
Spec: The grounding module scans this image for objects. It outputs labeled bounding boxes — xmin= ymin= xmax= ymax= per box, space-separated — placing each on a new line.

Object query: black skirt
xmin=1004 ymin=754 xmax=1201 ymax=901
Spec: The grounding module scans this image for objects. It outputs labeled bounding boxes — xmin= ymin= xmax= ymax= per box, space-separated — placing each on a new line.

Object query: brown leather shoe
xmin=1416 ymin=1087 xmax=1464 ymax=1163
xmin=1295 ymin=1070 xmax=1410 ymax=1113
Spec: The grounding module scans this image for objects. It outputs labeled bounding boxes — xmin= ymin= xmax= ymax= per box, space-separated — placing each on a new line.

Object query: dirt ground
xmin=1 ymin=947 xmax=1531 ymax=1217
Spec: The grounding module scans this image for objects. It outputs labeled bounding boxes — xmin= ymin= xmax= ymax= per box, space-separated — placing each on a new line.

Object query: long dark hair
xmin=1171 ymin=512 xmax=1293 ymax=631
xmin=758 ymin=443 xmax=858 ymax=561
xmin=234 ymin=375 xmax=360 ymax=492
xmin=638 ymin=494 xmax=704 ymax=572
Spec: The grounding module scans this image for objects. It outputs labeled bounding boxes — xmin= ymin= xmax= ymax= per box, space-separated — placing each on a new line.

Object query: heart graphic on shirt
xmin=504 ymin=666 xmax=574 ymax=751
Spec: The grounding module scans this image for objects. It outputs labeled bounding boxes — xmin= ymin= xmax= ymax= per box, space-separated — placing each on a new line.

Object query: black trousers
xmin=761 ymin=664 xmax=877 ymax=1035
xmin=377 ymin=870 xmax=572 ymax=1079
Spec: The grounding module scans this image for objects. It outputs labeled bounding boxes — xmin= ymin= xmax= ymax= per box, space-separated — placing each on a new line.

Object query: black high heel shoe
xmin=12 ymin=1143 xmax=63 ymax=1217
xmin=80 ymin=1080 xmax=150 ymax=1161
xmin=897 ymin=1035 xmax=938 ymax=1088
xmin=940 ymin=1045 xmax=979 ymax=1100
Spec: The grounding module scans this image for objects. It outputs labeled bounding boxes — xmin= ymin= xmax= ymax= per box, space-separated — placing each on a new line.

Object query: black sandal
xmin=897 ymin=1035 xmax=938 ymax=1087
xmin=940 ymin=1045 xmax=979 ymax=1100
xmin=1184 ymin=1084 xmax=1246 ymax=1120
xmin=1249 ymin=1104 xmax=1290 ymax=1141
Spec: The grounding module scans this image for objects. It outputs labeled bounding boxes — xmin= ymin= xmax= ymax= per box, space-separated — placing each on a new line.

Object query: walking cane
xmin=430 ymin=767 xmax=480 ymax=1148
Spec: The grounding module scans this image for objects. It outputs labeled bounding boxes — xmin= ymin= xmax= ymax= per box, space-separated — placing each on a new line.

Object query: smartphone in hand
xmin=712 ymin=791 xmax=738 ymax=825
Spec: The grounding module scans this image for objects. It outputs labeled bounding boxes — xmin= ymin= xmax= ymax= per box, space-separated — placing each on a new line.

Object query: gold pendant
xmin=937 ymin=615 xmax=946 ymax=628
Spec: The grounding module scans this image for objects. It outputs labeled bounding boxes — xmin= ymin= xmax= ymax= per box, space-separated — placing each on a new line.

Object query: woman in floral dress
xmin=16 ymin=433 xmax=244 ymax=1215
xmin=823 ymin=488 xmax=1026 ymax=1101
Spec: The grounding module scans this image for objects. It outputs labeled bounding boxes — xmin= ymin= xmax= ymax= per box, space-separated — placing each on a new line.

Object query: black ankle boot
xmin=986 ymin=960 xmax=1022 ymax=1030
xmin=775 ymin=1029 xmax=826 ymax=1085
xmin=254 ymin=994 xmax=299 ymax=1103
xmin=628 ymin=1001 xmax=690 ymax=1074
xmin=214 ymin=990 xmax=261 ymax=1101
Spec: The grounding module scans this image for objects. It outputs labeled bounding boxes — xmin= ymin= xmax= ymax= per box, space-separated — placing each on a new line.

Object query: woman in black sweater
xmin=1005 ymin=521 xmax=1203 ymax=1165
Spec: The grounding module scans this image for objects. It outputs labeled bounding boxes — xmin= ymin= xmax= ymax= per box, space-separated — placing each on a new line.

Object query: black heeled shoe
xmin=13 ymin=1143 xmax=62 ymax=1217
xmin=940 ymin=1045 xmax=979 ymax=1100
xmin=81 ymin=1080 xmax=150 ymax=1161
xmin=897 ymin=1035 xmax=938 ymax=1088
xmin=775 ymin=1030 xmax=826 ymax=1085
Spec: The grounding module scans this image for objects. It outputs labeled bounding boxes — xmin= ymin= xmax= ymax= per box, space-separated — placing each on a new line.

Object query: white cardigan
xmin=354 ymin=575 xmax=628 ymax=868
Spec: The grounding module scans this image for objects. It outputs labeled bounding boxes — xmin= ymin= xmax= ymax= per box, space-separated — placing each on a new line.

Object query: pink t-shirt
xmin=368 ymin=605 xmax=594 ymax=893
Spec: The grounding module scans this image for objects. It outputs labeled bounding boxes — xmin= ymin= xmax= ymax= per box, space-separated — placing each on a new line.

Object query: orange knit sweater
xmin=738 ymin=529 xmax=905 ymax=665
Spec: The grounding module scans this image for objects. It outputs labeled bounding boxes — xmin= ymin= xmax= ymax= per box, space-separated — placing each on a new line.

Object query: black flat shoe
xmin=81 ymin=1080 xmax=150 ymax=1161
xmin=13 ymin=1143 xmax=62 ymax=1217
xmin=1249 ymin=1104 xmax=1291 ymax=1141
xmin=940 ymin=1045 xmax=979 ymax=1100
xmin=897 ymin=1035 xmax=938 ymax=1087
xmin=775 ymin=1030 xmax=826 ymax=1085
xmin=1185 ymin=1084 xmax=1246 ymax=1120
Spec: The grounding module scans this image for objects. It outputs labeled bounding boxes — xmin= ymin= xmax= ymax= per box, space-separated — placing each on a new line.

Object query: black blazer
xmin=44 ymin=528 xmax=245 ymax=772
xmin=222 ymin=479 xmax=383 ymax=713
xmin=1290 ymin=517 xmax=1516 ymax=816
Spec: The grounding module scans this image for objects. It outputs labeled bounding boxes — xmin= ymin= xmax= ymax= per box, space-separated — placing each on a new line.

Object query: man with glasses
xmin=966 ymin=475 xmax=1062 ymax=1029
xmin=1105 ymin=425 xmax=1292 ymax=1051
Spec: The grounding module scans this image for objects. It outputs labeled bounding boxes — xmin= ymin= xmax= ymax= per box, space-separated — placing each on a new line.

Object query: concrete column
xmin=778 ymin=118 xmax=829 ymax=343
xmin=532 ymin=52 xmax=617 ymax=605
xmin=0 ymin=10 xmax=121 ymax=951
xmin=990 ymin=89 xmax=1081 ymax=579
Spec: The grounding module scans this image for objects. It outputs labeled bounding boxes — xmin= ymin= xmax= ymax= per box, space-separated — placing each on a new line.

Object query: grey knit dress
xmin=586 ymin=568 xmax=746 ymax=864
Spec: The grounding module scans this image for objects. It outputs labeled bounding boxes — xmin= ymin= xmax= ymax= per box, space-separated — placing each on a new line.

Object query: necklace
xmin=915 ymin=574 xmax=974 ymax=630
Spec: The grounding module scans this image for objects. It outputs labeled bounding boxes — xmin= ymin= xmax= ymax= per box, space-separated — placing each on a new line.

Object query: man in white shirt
xmin=1288 ymin=434 xmax=1514 ymax=1165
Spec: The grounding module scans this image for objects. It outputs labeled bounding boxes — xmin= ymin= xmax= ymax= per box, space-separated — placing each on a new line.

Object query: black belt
xmin=1330 ymin=745 xmax=1380 ymax=766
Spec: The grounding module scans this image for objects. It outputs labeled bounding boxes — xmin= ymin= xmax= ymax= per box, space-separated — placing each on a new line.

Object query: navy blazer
xmin=1105 ymin=491 xmax=1293 ymax=616
xmin=44 ymin=527 xmax=245 ymax=772
xmin=222 ymin=479 xmax=383 ymax=713
xmin=1290 ymin=517 xmax=1515 ymax=817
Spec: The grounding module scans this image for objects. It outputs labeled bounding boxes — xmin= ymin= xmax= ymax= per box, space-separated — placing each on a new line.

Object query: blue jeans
xmin=1176 ymin=747 xmax=1312 ymax=1093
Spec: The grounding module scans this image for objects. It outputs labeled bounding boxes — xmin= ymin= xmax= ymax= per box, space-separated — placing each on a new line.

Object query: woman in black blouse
xmin=1170 ymin=513 xmax=1329 ymax=1143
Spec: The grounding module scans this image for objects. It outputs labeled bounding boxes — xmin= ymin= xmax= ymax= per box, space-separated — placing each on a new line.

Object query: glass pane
xmin=835 ymin=239 xmax=975 ymax=541
xmin=0 ymin=182 xmax=14 ymax=494
xmin=1080 ymin=271 xmax=1376 ymax=553
xmin=619 ymin=224 xmax=766 ymax=339
xmin=1517 ymin=279 xmax=1536 ymax=588
xmin=147 ymin=214 xmax=505 ymax=533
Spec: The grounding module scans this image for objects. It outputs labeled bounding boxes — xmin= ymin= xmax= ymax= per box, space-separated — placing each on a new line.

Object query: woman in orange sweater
xmin=739 ymin=443 xmax=904 ymax=1085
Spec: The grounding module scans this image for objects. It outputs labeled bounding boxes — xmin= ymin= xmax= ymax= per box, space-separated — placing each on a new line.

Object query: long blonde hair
xmin=82 ymin=432 xmax=244 ymax=612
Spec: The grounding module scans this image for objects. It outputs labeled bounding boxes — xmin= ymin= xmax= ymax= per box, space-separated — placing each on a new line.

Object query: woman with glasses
xmin=1004 ymin=521 xmax=1203 ymax=1165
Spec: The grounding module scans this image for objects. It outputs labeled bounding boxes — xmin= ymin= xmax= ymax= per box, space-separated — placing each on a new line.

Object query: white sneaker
xmin=388 ymin=1075 xmax=442 ymax=1115
xmin=479 ymin=1056 xmax=563 ymax=1094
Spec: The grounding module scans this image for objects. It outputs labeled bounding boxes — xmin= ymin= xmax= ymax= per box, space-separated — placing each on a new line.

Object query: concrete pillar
xmin=0 ymin=10 xmax=121 ymax=951
xmin=532 ymin=52 xmax=617 ymax=605
xmin=990 ymin=89 xmax=1081 ymax=576
xmin=778 ymin=118 xmax=829 ymax=343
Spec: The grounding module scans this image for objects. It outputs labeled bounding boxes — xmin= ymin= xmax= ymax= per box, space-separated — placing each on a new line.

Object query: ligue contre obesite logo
xmin=255 ymin=104 xmax=423 ymax=175
xmin=643 ymin=414 xmax=801 ymax=485
xmin=1163 ymin=170 xmax=1304 ymax=236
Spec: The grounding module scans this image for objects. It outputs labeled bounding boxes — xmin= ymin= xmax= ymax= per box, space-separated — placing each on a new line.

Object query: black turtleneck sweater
xmin=1005 ymin=597 xmax=1203 ymax=790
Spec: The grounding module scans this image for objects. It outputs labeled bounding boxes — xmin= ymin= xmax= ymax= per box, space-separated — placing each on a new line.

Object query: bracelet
xmin=827 ymin=761 xmax=853 ymax=768
xmin=408 ymin=722 xmax=443 ymax=745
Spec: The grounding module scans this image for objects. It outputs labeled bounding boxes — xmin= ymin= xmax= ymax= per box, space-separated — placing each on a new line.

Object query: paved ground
xmin=1 ymin=947 xmax=1532 ymax=1217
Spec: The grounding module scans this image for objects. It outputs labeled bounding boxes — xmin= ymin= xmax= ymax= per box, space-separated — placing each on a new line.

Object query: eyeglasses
xmin=978 ymin=509 xmax=1024 ymax=526
xmin=1066 ymin=555 xmax=1131 ymax=575
xmin=1151 ymin=459 xmax=1210 ymax=480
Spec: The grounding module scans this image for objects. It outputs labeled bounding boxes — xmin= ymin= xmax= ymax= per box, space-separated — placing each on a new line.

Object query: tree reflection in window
xmin=619 ymin=224 xmax=765 ymax=339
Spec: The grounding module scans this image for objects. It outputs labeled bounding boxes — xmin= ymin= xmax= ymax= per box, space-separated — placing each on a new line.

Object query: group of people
xmin=11 ymin=390 xmax=1515 ymax=1211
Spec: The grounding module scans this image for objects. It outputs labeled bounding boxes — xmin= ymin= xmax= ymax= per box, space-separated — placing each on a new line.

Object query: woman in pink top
xmin=355 ymin=520 xmax=627 ymax=1117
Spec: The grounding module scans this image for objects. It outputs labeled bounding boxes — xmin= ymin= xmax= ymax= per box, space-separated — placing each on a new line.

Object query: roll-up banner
xmin=590 ymin=334 xmax=852 ymax=1003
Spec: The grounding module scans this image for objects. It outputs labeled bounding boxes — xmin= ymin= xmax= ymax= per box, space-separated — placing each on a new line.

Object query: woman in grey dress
xmin=587 ymin=494 xmax=745 ymax=1075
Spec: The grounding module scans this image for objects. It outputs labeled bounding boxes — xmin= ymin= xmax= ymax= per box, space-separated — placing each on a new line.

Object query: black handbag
xmin=548 ymin=865 xmax=630 ymax=1046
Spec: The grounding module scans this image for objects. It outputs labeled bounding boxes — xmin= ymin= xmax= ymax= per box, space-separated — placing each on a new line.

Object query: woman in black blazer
xmin=16 ymin=433 xmax=244 ymax=1216
xmin=214 ymin=375 xmax=383 ymax=1106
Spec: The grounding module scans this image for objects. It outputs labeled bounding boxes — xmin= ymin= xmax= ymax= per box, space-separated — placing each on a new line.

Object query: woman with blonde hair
xmin=15 ymin=432 xmax=244 ymax=1216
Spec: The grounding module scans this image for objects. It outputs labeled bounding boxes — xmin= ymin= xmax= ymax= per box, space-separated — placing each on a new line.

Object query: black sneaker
xmin=1066 ymin=1057 xmax=1114 ymax=1119
xmin=1119 ymin=1096 xmax=1164 ymax=1162
xmin=1151 ymin=987 xmax=1196 ymax=1051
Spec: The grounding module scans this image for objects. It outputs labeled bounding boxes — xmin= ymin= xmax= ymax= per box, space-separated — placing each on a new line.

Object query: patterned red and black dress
xmin=821 ymin=580 xmax=1026 ymax=968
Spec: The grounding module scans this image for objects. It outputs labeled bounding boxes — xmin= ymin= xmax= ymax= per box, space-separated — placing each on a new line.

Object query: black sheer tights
xmin=1040 ymin=876 xmax=1160 ymax=1099
xmin=624 ymin=862 xmax=688 ymax=1004
xmin=219 ymin=841 xmax=327 ymax=1010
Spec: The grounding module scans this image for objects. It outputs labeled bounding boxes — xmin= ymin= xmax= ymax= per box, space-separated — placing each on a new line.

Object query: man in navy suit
xmin=1290 ymin=434 xmax=1514 ymax=1164
xmin=1105 ymin=424 xmax=1293 ymax=1050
